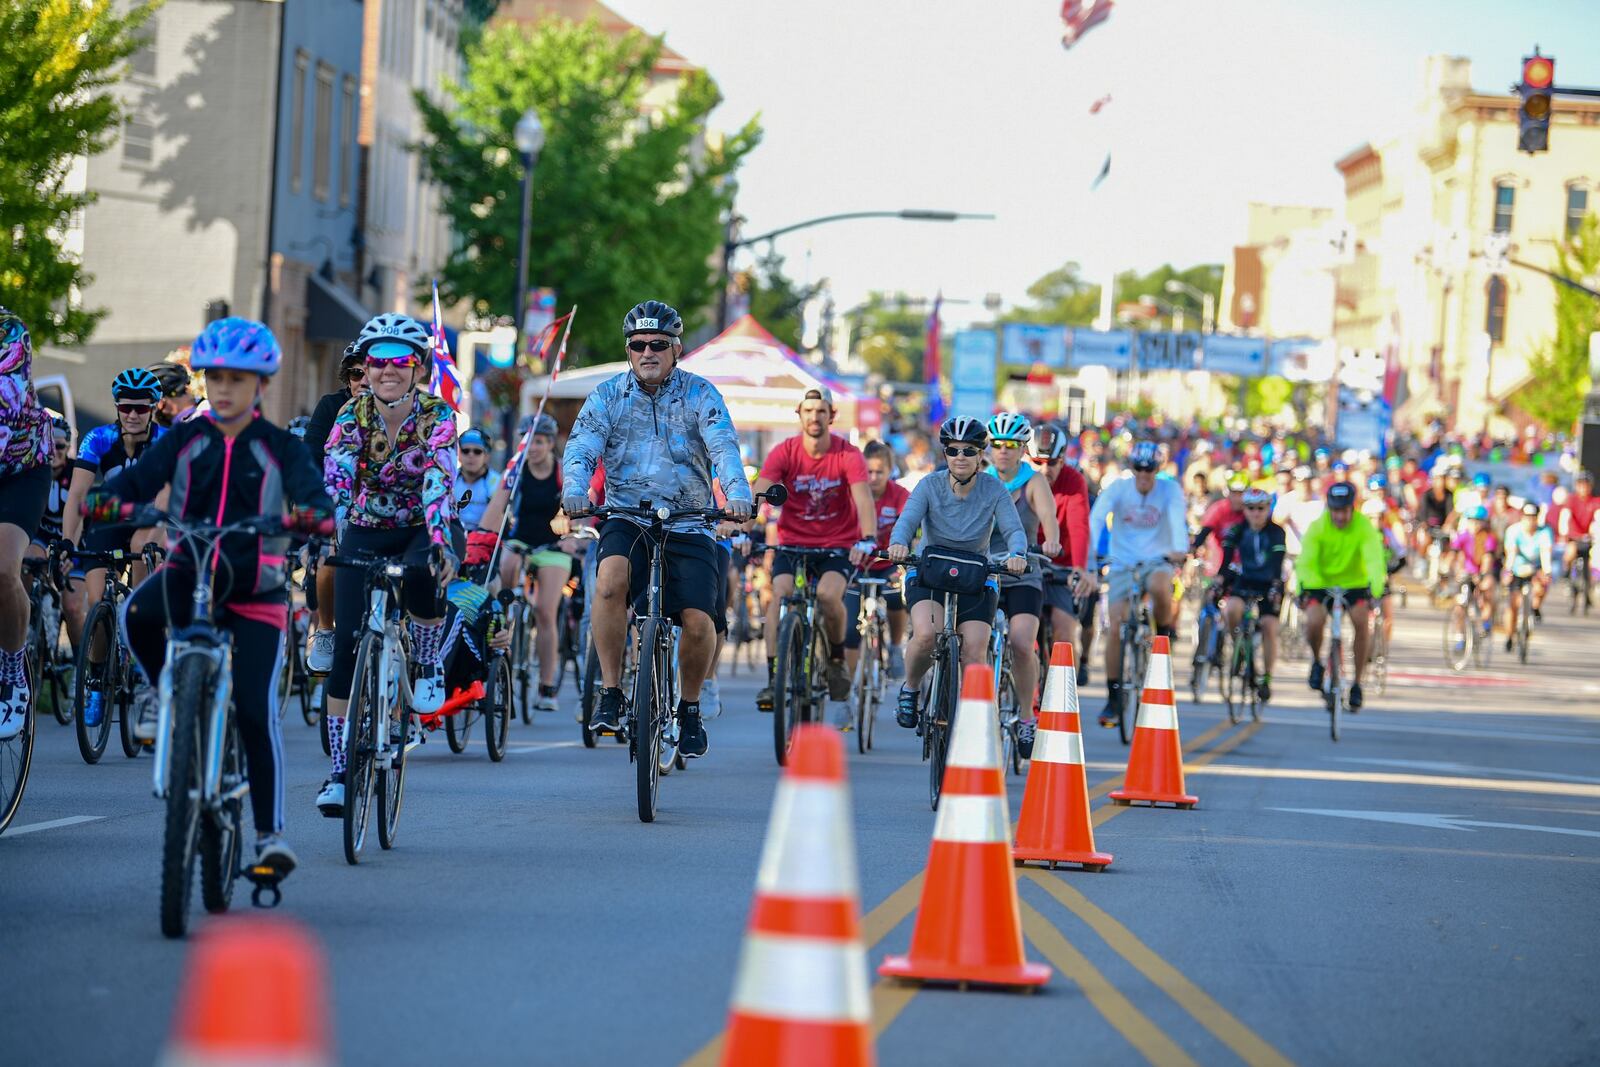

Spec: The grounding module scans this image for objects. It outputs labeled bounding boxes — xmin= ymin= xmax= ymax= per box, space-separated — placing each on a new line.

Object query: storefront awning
xmin=306 ymin=272 xmax=371 ymax=343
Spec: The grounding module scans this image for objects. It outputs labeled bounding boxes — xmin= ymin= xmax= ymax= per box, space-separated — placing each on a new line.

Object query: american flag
xmin=1061 ymin=0 xmax=1113 ymax=50
xmin=429 ymin=280 xmax=461 ymax=411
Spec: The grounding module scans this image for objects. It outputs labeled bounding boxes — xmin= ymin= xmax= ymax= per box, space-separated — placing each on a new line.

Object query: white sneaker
xmin=700 ymin=675 xmax=722 ymax=719
xmin=533 ymin=687 xmax=559 ymax=714
xmin=306 ymin=629 xmax=335 ymax=675
xmin=254 ymin=835 xmax=298 ymax=876
xmin=132 ymin=685 xmax=159 ymax=742
xmin=316 ymin=776 xmax=345 ymax=816
xmin=413 ymin=665 xmax=446 ymax=714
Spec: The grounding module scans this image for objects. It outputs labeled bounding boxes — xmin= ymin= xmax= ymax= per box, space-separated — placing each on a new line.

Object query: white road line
xmin=1260 ymin=711 xmax=1600 ymax=746
xmin=3 ymin=815 xmax=105 ymax=837
xmin=1190 ymin=764 xmax=1600 ymax=799
xmin=1332 ymin=756 xmax=1600 ymax=786
xmin=1274 ymin=808 xmax=1600 ymax=840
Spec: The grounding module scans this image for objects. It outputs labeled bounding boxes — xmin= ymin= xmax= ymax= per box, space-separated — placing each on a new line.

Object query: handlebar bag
xmin=916 ymin=545 xmax=990 ymax=597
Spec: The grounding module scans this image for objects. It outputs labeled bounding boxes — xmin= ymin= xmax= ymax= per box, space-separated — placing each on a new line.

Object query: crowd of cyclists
xmin=2 ymin=296 xmax=1597 ymax=916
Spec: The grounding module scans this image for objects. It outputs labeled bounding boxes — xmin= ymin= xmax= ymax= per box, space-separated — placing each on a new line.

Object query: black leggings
xmin=124 ymin=567 xmax=286 ymax=835
xmin=327 ymin=524 xmax=442 ymax=702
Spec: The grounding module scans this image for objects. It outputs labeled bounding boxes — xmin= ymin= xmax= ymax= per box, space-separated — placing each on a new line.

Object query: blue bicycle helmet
xmin=189 ymin=317 xmax=281 ymax=377
xmin=1468 ymin=504 xmax=1490 ymax=521
xmin=111 ymin=366 xmax=162 ymax=402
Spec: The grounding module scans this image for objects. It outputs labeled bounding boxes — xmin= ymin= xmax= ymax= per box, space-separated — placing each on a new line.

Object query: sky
xmin=607 ymin=0 xmax=1600 ymax=331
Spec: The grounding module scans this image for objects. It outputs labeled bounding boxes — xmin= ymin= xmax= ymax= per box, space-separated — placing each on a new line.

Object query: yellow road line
xmin=1025 ymin=872 xmax=1294 ymax=1067
xmin=1018 ymin=901 xmax=1200 ymax=1067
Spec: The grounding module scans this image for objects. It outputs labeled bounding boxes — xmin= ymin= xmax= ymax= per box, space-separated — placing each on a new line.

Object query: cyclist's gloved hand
xmin=560 ymin=492 xmax=590 ymax=517
xmin=81 ymin=488 xmax=122 ymax=524
xmin=465 ymin=530 xmax=498 ymax=566
xmin=849 ymin=538 xmax=876 ymax=567
xmin=725 ymin=498 xmax=753 ymax=522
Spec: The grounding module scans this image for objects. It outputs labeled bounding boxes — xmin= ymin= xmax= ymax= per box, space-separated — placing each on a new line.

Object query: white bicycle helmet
xmin=1028 ymin=421 xmax=1069 ymax=461
xmin=987 ymin=412 xmax=1032 ymax=444
xmin=354 ymin=313 xmax=433 ymax=359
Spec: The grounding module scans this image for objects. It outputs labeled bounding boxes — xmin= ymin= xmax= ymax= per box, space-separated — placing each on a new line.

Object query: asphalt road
xmin=6 ymin=589 xmax=1599 ymax=1066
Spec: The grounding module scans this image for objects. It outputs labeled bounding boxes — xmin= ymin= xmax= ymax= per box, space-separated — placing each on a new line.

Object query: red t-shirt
xmin=759 ymin=434 xmax=868 ymax=549
xmin=1049 ymin=465 xmax=1091 ymax=569
xmin=867 ymin=481 xmax=911 ymax=571
xmin=1562 ymin=493 xmax=1600 ymax=540
xmin=1198 ymin=497 xmax=1246 ymax=574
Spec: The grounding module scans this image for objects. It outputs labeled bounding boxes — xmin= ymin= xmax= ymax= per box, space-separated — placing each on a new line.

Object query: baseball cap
xmin=798 ymin=386 xmax=834 ymax=408
xmin=1326 ymin=482 xmax=1356 ymax=508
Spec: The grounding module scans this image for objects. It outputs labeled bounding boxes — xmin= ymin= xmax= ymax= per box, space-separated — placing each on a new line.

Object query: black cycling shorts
xmin=843 ymin=577 xmax=905 ymax=650
xmin=81 ymin=521 xmax=136 ymax=562
xmin=906 ymin=576 xmax=998 ymax=627
xmin=597 ymin=519 xmax=720 ymax=625
xmin=771 ymin=547 xmax=853 ymax=583
xmin=1225 ymin=581 xmax=1283 ymax=618
xmin=998 ymin=582 xmax=1043 ymax=619
xmin=1300 ymin=587 xmax=1371 ymax=611
xmin=0 ymin=465 xmax=52 ymax=540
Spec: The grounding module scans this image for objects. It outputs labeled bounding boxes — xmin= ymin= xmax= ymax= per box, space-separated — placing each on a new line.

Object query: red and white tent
xmin=680 ymin=315 xmax=869 ymax=433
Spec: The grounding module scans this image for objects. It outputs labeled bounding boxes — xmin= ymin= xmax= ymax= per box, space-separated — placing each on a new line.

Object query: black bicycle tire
xmin=634 ymin=618 xmax=664 ymax=823
xmin=445 ymin=697 xmax=472 ymax=753
xmin=160 ymin=654 xmax=208 ymax=939
xmin=73 ymin=602 xmax=115 ymax=764
xmin=38 ymin=597 xmax=72 ymax=725
xmin=342 ymin=634 xmax=379 ymax=865
xmin=1222 ymin=630 xmax=1241 ymax=724
xmin=579 ymin=637 xmax=600 ymax=747
xmin=485 ymin=655 xmax=511 ymax=762
xmin=999 ymin=666 xmax=1022 ymax=776
xmin=1120 ymin=631 xmax=1143 ymax=746
xmin=377 ymin=646 xmax=407 ymax=851
xmin=513 ymin=606 xmax=533 ymax=725
xmin=929 ymin=639 xmax=958 ymax=811
xmin=1248 ymin=628 xmax=1263 ymax=721
xmin=1327 ymin=638 xmax=1342 ymax=741
xmin=0 ymin=650 xmax=37 ymax=835
xmin=318 ymin=684 xmax=331 ymax=756
xmin=1191 ymin=612 xmax=1212 ymax=703
xmin=199 ymin=711 xmax=243 ymax=916
xmin=771 ymin=611 xmax=806 ymax=767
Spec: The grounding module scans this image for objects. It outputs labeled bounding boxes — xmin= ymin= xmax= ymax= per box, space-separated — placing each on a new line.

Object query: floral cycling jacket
xmin=0 ymin=316 xmax=52 ymax=477
xmin=323 ymin=390 xmax=458 ymax=547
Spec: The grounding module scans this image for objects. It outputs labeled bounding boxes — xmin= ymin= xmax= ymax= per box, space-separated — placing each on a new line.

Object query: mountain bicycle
xmin=1443 ymin=574 xmax=1493 ymax=673
xmin=573 ymin=485 xmax=781 ymax=822
xmin=70 ymin=543 xmax=165 ymax=763
xmin=849 ymin=571 xmax=894 ymax=754
xmin=768 ymin=545 xmax=846 ymax=767
xmin=324 ymin=550 xmax=438 ymax=864
xmin=24 ymin=555 xmax=71 ymax=724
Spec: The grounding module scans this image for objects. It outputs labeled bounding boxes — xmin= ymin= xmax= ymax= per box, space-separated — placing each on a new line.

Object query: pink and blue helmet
xmin=189 ymin=317 xmax=281 ymax=377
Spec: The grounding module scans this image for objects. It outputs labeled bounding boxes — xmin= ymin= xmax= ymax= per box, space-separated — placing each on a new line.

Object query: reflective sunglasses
xmin=365 ymin=341 xmax=420 ymax=364
xmin=990 ymin=440 xmax=1022 ymax=451
xmin=116 ymin=403 xmax=153 ymax=416
xmin=944 ymin=445 xmax=980 ymax=458
xmin=628 ymin=339 xmax=674 ymax=353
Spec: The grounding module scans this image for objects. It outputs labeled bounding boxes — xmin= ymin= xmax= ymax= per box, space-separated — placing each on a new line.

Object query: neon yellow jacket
xmin=1295 ymin=511 xmax=1388 ymax=596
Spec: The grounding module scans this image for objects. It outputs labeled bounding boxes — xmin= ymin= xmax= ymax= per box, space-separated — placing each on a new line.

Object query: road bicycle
xmin=24 ymin=555 xmax=71 ymax=724
xmin=1 ymin=560 xmax=59 ymax=835
xmin=1317 ymin=588 xmax=1361 ymax=742
xmin=325 ymin=550 xmax=437 ymax=864
xmin=897 ymin=548 xmax=1009 ymax=810
xmin=1507 ymin=574 xmax=1537 ymax=664
xmin=1443 ymin=574 xmax=1493 ymax=673
xmin=1367 ymin=593 xmax=1391 ymax=696
xmin=849 ymin=571 xmax=894 ymax=754
xmin=1108 ymin=559 xmax=1167 ymax=746
xmin=768 ymin=545 xmax=846 ymax=767
xmin=70 ymin=543 xmax=164 ymax=764
xmin=1567 ymin=538 xmax=1591 ymax=615
xmin=99 ymin=508 xmax=332 ymax=937
xmin=574 ymin=485 xmax=781 ymax=822
xmin=1189 ymin=577 xmax=1223 ymax=704
xmin=1218 ymin=590 xmax=1265 ymax=725
xmin=440 ymin=577 xmax=512 ymax=761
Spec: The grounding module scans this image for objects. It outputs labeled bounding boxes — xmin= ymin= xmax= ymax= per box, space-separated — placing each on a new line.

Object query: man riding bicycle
xmin=560 ymin=301 xmax=752 ymax=759
xmin=1558 ymin=471 xmax=1597 ymax=588
xmin=1218 ymin=488 xmax=1287 ymax=702
xmin=1031 ymin=423 xmax=1092 ymax=686
xmin=1085 ymin=440 xmax=1188 ymax=729
xmin=88 ymin=317 xmax=333 ymax=878
xmin=1503 ymin=503 xmax=1552 ymax=649
xmin=752 ymin=386 xmax=876 ymax=717
xmin=1297 ymin=482 xmax=1387 ymax=711
xmin=319 ymin=313 xmax=459 ymax=815
xmin=886 ymin=416 xmax=1027 ymax=731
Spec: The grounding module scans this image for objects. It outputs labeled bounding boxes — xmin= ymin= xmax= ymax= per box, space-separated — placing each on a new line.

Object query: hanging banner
xmin=950 ymin=329 xmax=998 ymax=420
xmin=1196 ymin=335 xmax=1267 ymax=377
xmin=1067 ymin=328 xmax=1133 ymax=369
xmin=1269 ymin=337 xmax=1338 ymax=382
xmin=1000 ymin=323 xmax=1068 ymax=368
xmin=1135 ymin=331 xmax=1201 ymax=372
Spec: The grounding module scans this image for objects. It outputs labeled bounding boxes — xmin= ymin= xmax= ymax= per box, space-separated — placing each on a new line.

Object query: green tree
xmin=0 ymin=0 xmax=159 ymax=348
xmin=851 ymin=292 xmax=930 ymax=382
xmin=413 ymin=17 xmax=760 ymax=362
xmin=1112 ymin=263 xmax=1223 ymax=330
xmin=1003 ymin=260 xmax=1100 ymax=327
xmin=740 ymin=248 xmax=822 ymax=350
xmin=1006 ymin=260 xmax=1223 ymax=330
xmin=1520 ymin=214 xmax=1600 ymax=432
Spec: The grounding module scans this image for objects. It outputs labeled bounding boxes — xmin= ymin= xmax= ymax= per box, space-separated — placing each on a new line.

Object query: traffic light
xmin=1519 ymin=51 xmax=1554 ymax=153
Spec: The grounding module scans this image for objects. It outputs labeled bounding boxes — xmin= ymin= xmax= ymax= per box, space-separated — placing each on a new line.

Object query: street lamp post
xmin=1164 ymin=279 xmax=1215 ymax=333
xmin=717 ymin=208 xmax=995 ymax=331
xmin=1139 ymin=293 xmax=1183 ymax=332
xmin=513 ymin=109 xmax=545 ymax=357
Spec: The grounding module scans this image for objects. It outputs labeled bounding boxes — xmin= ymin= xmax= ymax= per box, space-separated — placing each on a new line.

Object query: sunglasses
xmin=628 ymin=339 xmax=674 ymax=353
xmin=344 ymin=368 xmax=367 ymax=380
xmin=945 ymin=445 xmax=980 ymax=458
xmin=990 ymin=440 xmax=1022 ymax=451
xmin=116 ymin=404 xmax=152 ymax=416
xmin=1244 ymin=504 xmax=1268 ymax=511
xmin=460 ymin=447 xmax=486 ymax=456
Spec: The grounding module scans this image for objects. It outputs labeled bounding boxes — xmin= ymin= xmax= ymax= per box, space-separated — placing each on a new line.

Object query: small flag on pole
xmin=1060 ymin=0 xmax=1113 ymax=50
xmin=923 ymin=292 xmax=945 ymax=426
xmin=429 ymin=280 xmax=461 ymax=411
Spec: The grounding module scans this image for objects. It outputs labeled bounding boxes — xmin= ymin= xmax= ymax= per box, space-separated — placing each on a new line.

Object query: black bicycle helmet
xmin=145 ymin=361 xmax=192 ymax=399
xmin=1128 ymin=440 xmax=1161 ymax=472
xmin=339 ymin=340 xmax=363 ymax=377
xmin=623 ymin=300 xmax=683 ymax=338
xmin=937 ymin=416 xmax=988 ymax=447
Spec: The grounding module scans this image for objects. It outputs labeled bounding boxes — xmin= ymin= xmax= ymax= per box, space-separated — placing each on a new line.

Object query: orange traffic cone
xmin=1109 ymin=636 xmax=1198 ymax=808
xmin=160 ymin=916 xmax=332 ymax=1067
xmin=879 ymin=664 xmax=1051 ymax=989
xmin=722 ymin=725 xmax=874 ymax=1066
xmin=1013 ymin=642 xmax=1113 ymax=871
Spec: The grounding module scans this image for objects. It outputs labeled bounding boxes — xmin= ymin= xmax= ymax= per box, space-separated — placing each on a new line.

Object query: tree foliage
xmin=1521 ymin=214 xmax=1600 ymax=433
xmin=0 ymin=0 xmax=159 ymax=348
xmin=413 ymin=17 xmax=760 ymax=362
xmin=851 ymin=292 xmax=930 ymax=382
xmin=1003 ymin=260 xmax=1099 ymax=327
xmin=740 ymin=248 xmax=822 ymax=351
xmin=1005 ymin=260 xmax=1224 ymax=331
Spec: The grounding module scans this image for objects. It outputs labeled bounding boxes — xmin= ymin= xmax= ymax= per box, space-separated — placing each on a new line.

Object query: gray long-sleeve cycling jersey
xmin=562 ymin=368 xmax=751 ymax=530
xmin=889 ymin=470 xmax=1027 ymax=557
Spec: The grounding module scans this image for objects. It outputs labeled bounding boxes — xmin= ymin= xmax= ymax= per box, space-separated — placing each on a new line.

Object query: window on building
xmin=1486 ymin=275 xmax=1507 ymax=343
xmin=1567 ymin=186 xmax=1589 ymax=237
xmin=130 ymin=15 xmax=157 ymax=79
xmin=340 ymin=76 xmax=356 ymax=209
xmin=289 ymin=51 xmax=308 ymax=194
xmin=1492 ymin=182 xmax=1515 ymax=233
xmin=313 ymin=63 xmax=334 ymax=202
xmin=123 ymin=113 xmax=155 ymax=166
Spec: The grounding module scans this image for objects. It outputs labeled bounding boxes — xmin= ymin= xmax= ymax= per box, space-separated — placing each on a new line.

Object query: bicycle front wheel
xmin=512 ymin=607 xmax=533 ymax=725
xmin=998 ymin=666 xmax=1022 ymax=776
xmin=579 ymin=637 xmax=600 ymax=748
xmin=771 ymin=611 xmax=806 ymax=766
xmin=853 ymin=625 xmax=879 ymax=755
xmin=633 ymin=618 xmax=666 ymax=823
xmin=0 ymin=651 xmax=37 ymax=835
xmin=199 ymin=714 xmax=244 ymax=916
xmin=1443 ymin=606 xmax=1471 ymax=672
xmin=160 ymin=654 xmax=209 ymax=939
xmin=1327 ymin=642 xmax=1342 ymax=742
xmin=1221 ymin=631 xmax=1241 ymax=725
xmin=485 ymin=655 xmax=511 ymax=762
xmin=73 ymin=602 xmax=116 ymax=764
xmin=377 ymin=649 xmax=408 ymax=851
xmin=929 ymin=651 xmax=957 ymax=810
xmin=343 ymin=634 xmax=380 ymax=864
xmin=1120 ymin=634 xmax=1144 ymax=746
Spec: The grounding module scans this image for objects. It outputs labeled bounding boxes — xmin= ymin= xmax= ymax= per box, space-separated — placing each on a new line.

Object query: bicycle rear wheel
xmin=484 ymin=656 xmax=511 ymax=762
xmin=1327 ymin=641 xmax=1342 ymax=742
xmin=73 ymin=603 xmax=115 ymax=764
xmin=199 ymin=715 xmax=244 ymax=915
xmin=1119 ymin=632 xmax=1144 ymax=746
xmin=0 ymin=651 xmax=37 ymax=835
xmin=771 ymin=611 xmax=806 ymax=766
xmin=377 ymin=650 xmax=408 ymax=850
xmin=160 ymin=654 xmax=209 ymax=938
xmin=579 ymin=637 xmax=600 ymax=747
xmin=512 ymin=606 xmax=533 ymax=724
xmin=342 ymin=635 xmax=380 ymax=864
xmin=1221 ymin=631 xmax=1241 ymax=725
xmin=633 ymin=618 xmax=666 ymax=823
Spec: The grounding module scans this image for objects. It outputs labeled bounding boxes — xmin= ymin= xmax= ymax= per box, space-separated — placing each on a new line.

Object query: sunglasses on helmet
xmin=628 ymin=339 xmax=674 ymax=354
